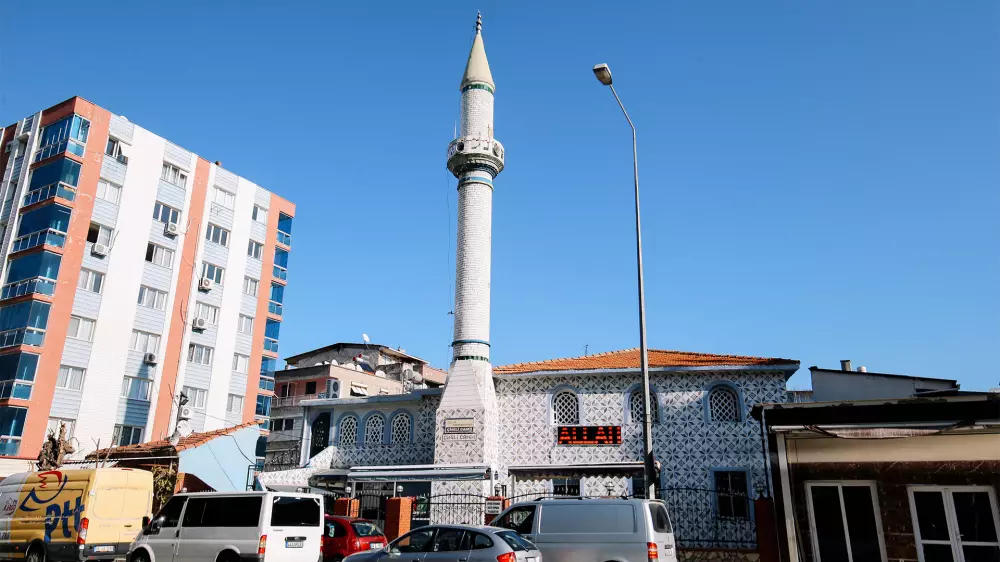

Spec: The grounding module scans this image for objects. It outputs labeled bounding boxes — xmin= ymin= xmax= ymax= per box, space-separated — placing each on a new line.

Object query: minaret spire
xmin=476 ymin=11 xmax=482 ymax=33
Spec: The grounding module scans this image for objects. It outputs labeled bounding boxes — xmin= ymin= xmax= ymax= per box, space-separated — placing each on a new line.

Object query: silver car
xmin=344 ymin=524 xmax=542 ymax=562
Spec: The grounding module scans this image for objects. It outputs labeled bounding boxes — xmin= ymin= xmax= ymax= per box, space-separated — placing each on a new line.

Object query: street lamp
xmin=593 ymin=63 xmax=656 ymax=500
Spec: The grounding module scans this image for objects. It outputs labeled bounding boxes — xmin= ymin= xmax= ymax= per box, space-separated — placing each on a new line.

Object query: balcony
xmin=1 ymin=277 xmax=56 ymax=301
xmin=272 ymin=265 xmax=287 ymax=281
xmin=259 ymin=377 xmax=275 ymax=392
xmin=0 ymin=380 xmax=31 ymax=400
xmin=276 ymin=231 xmax=291 ymax=247
xmin=0 ymin=328 xmax=44 ymax=349
xmin=11 ymin=229 xmax=65 ymax=253
xmin=264 ymin=338 xmax=279 ymax=353
xmin=268 ymin=301 xmax=283 ymax=316
xmin=273 ymin=393 xmax=329 ymax=408
xmin=0 ymin=438 xmax=20 ymax=456
xmin=23 ymin=183 xmax=76 ymax=207
xmin=34 ymin=139 xmax=85 ymax=162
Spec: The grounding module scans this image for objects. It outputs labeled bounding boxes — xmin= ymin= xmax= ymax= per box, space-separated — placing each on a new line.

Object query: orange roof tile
xmin=87 ymin=420 xmax=264 ymax=460
xmin=493 ymin=348 xmax=798 ymax=375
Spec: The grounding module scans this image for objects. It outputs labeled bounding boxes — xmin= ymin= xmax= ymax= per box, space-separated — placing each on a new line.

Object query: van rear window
xmin=183 ymin=496 xmax=262 ymax=527
xmin=270 ymin=496 xmax=320 ymax=527
xmin=648 ymin=502 xmax=672 ymax=533
xmin=538 ymin=503 xmax=636 ymax=534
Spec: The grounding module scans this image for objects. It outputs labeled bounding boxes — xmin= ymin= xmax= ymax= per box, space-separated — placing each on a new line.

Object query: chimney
xmin=840 ymin=360 xmax=852 ymax=372
xmin=857 ymin=366 xmax=867 ymax=373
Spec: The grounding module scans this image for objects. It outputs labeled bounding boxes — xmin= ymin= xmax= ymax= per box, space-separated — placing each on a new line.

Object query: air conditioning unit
xmin=178 ymin=406 xmax=193 ymax=420
xmin=164 ymin=222 xmax=180 ymax=237
xmin=143 ymin=352 xmax=158 ymax=365
xmin=91 ymin=243 xmax=109 ymax=257
xmin=198 ymin=278 xmax=213 ymax=291
xmin=192 ymin=317 xmax=207 ymax=331
xmin=328 ymin=381 xmax=341 ymax=396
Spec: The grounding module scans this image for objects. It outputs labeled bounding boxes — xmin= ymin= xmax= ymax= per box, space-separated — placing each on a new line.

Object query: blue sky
xmin=2 ymin=1 xmax=998 ymax=389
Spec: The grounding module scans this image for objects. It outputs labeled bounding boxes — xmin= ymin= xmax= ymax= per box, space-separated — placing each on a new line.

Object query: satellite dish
xmin=362 ymin=333 xmax=370 ymax=344
xmin=175 ymin=420 xmax=193 ymax=438
xmin=411 ymin=372 xmax=424 ymax=384
xmin=375 ymin=370 xmax=386 ymax=378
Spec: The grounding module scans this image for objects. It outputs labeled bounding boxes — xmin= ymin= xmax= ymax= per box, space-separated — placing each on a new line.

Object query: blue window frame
xmin=17 ymin=204 xmax=71 ymax=238
xmin=259 ymin=374 xmax=275 ymax=392
xmin=711 ymin=468 xmax=753 ymax=520
xmin=264 ymin=319 xmax=280 ymax=353
xmin=0 ymin=353 xmax=38 ymax=401
xmin=255 ymin=395 xmax=272 ymax=417
xmin=34 ymin=115 xmax=89 ymax=162
xmin=28 ymin=158 xmax=82 ymax=191
xmin=268 ymin=283 xmax=284 ymax=315
xmin=277 ymin=213 xmax=292 ymax=245
xmin=261 ymin=356 xmax=277 ymax=374
xmin=0 ymin=406 xmax=27 ymax=456
xmin=3 ymin=252 xmax=61 ymax=300
xmin=0 ymin=301 xmax=50 ymax=348
xmin=273 ymin=248 xmax=289 ymax=280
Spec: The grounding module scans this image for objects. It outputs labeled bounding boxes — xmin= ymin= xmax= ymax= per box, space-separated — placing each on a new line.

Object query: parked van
xmin=0 ymin=468 xmax=153 ymax=562
xmin=493 ymin=498 xmax=677 ymax=562
xmin=128 ymin=491 xmax=323 ymax=562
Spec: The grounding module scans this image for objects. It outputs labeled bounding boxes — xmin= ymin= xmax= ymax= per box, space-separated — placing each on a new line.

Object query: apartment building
xmin=0 ymin=97 xmax=294 ymax=473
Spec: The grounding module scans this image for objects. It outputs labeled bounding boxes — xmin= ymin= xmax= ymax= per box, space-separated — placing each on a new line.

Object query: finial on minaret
xmin=476 ymin=11 xmax=482 ymax=33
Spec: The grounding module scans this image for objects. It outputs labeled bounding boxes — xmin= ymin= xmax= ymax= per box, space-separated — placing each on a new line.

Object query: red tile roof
xmin=493 ymin=348 xmax=798 ymax=375
xmin=87 ymin=421 xmax=264 ymax=460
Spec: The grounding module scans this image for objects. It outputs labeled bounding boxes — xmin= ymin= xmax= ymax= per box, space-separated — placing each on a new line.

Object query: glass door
xmin=805 ymin=481 xmax=887 ymax=562
xmin=909 ymin=486 xmax=1000 ymax=562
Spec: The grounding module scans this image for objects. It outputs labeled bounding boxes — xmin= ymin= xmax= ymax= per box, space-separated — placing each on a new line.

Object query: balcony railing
xmin=0 ymin=380 xmax=31 ymax=400
xmin=34 ymin=139 xmax=85 ymax=162
xmin=268 ymin=301 xmax=283 ymax=316
xmin=272 ymin=265 xmax=287 ymax=281
xmin=264 ymin=338 xmax=279 ymax=353
xmin=259 ymin=377 xmax=275 ymax=392
xmin=0 ymin=327 xmax=44 ymax=349
xmin=11 ymin=229 xmax=66 ymax=253
xmin=0 ymin=437 xmax=20 ymax=456
xmin=1 ymin=277 xmax=57 ymax=300
xmin=273 ymin=393 xmax=329 ymax=408
xmin=23 ymin=183 xmax=76 ymax=207
xmin=277 ymin=231 xmax=291 ymax=246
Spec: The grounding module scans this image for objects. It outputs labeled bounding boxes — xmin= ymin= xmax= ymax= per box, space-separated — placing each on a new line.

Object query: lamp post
xmin=593 ymin=63 xmax=656 ymax=500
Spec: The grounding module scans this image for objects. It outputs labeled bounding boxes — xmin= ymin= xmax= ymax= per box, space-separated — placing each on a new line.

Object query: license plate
xmin=369 ymin=543 xmax=383 ymax=550
xmin=93 ymin=546 xmax=115 ymax=553
xmin=526 ymin=558 xmax=537 ymax=562
xmin=285 ymin=541 xmax=303 ymax=548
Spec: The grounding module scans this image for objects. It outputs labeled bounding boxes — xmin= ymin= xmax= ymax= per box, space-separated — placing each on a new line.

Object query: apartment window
xmin=77 ymin=269 xmax=104 ymax=293
xmin=194 ymin=302 xmax=219 ymax=324
xmin=201 ymin=262 xmax=224 ymax=285
xmin=273 ymin=247 xmax=289 ymax=280
xmin=277 ymin=212 xmax=293 ymax=246
xmin=130 ymin=330 xmax=161 ymax=353
xmin=714 ymin=470 xmax=750 ymax=519
xmin=227 ymin=394 xmax=244 ymax=414
xmin=277 ymin=383 xmax=294 ymax=398
xmin=161 ymin=163 xmax=187 ymax=187
xmin=87 ymin=223 xmax=113 ymax=246
xmin=187 ymin=343 xmax=213 ymax=366
xmin=232 ymin=353 xmax=249 ymax=374
xmin=145 ymin=243 xmax=174 ymax=268
xmin=243 ymin=277 xmax=259 ymax=296
xmin=807 ymin=482 xmax=886 ymax=562
xmin=121 ymin=376 xmax=151 ymax=401
xmin=247 ymin=240 xmax=263 ymax=260
xmin=96 ymin=179 xmax=121 ymax=204
xmin=255 ymin=395 xmax=271 ymax=417
xmin=252 ymin=205 xmax=267 ymax=224
xmin=152 ymin=202 xmax=180 ymax=225
xmin=212 ymin=186 xmax=235 ymax=209
xmin=182 ymin=386 xmax=207 ymax=409
xmin=67 ymin=316 xmax=95 ymax=341
xmin=909 ymin=486 xmax=999 ymax=562
xmin=46 ymin=418 xmax=75 ymax=440
xmin=552 ymin=477 xmax=581 ymax=496
xmin=205 ymin=223 xmax=230 ymax=247
xmin=237 ymin=314 xmax=254 ymax=335
xmin=106 ymin=138 xmax=127 ymax=164
xmin=55 ymin=366 xmax=85 ymax=391
xmin=137 ymin=286 xmax=167 ymax=310
xmin=113 ymin=424 xmax=143 ymax=446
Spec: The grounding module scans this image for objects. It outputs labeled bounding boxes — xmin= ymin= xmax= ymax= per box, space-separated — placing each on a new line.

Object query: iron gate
xmin=412 ymin=494 xmax=487 ymax=528
xmin=356 ymin=483 xmax=394 ymax=530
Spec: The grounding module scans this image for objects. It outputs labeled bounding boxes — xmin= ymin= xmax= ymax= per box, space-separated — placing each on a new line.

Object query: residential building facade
xmin=0 ymin=97 xmax=294 ymax=473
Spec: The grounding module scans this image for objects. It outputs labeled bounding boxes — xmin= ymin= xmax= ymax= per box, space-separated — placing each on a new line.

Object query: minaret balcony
xmin=447 ymin=135 xmax=504 ymax=177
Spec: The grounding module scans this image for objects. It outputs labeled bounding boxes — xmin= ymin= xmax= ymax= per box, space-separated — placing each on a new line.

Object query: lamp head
xmin=593 ymin=63 xmax=612 ymax=86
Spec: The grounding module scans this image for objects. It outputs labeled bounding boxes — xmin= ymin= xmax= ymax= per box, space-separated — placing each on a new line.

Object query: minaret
xmin=434 ymin=13 xmax=505 ymax=474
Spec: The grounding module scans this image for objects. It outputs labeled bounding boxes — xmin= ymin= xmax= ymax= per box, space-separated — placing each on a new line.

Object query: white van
xmin=127 ymin=491 xmax=323 ymax=562
xmin=493 ymin=498 xmax=677 ymax=562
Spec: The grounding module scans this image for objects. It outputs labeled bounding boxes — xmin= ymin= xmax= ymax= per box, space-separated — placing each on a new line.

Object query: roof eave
xmin=494 ymin=362 xmax=801 ymax=379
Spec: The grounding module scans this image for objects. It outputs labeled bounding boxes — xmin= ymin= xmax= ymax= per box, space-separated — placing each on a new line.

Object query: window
xmin=201 ymin=262 xmax=224 ymax=284
xmin=243 ymin=277 xmax=259 ymax=296
xmin=187 ymin=344 xmax=213 ymax=366
xmin=394 ymin=529 xmax=436 ymax=554
xmin=278 ymin=383 xmax=294 ymax=398
xmin=237 ymin=314 xmax=254 ymax=335
xmin=155 ymin=496 xmax=187 ymax=528
xmin=46 ymin=418 xmax=75 ymax=440
xmin=227 ymin=394 xmax=244 ymax=414
xmin=161 ymin=163 xmax=187 ymax=187
xmin=152 ymin=202 xmax=180 ymax=225
xmin=649 ymin=503 xmax=673 ymax=534
xmin=106 ymin=138 xmax=127 ymax=164
xmin=67 ymin=316 xmax=95 ymax=341
xmin=232 ymin=354 xmax=249 ymax=374
xmin=277 ymin=212 xmax=293 ymax=245
xmin=96 ymin=179 xmax=121 ymax=204
xmin=629 ymin=388 xmax=659 ymax=424
xmin=432 ymin=528 xmax=467 ymax=552
xmin=212 ymin=186 xmax=235 ymax=209
xmin=391 ymin=412 xmax=411 ymax=444
xmin=806 ymin=482 xmax=886 ymax=562
xmin=35 ymin=115 xmax=89 ymax=161
xmin=121 ymin=376 xmax=151 ymax=401
xmin=205 ymin=223 xmax=230 ymax=247
xmin=77 ymin=269 xmax=103 ymax=293
xmin=182 ymin=386 xmax=207 ymax=409
xmin=714 ymin=470 xmax=750 ymax=519
xmin=145 ymin=243 xmax=174 ymax=268
xmin=183 ymin=496 xmax=262 ymax=527
xmin=494 ymin=505 xmax=536 ymax=536
xmin=137 ymin=286 xmax=167 ymax=310
xmin=247 ymin=240 xmax=263 ymax=259
xmin=465 ymin=532 xmax=494 ymax=550
xmin=909 ymin=486 xmax=999 ymax=562
xmin=195 ymin=302 xmax=219 ymax=324
xmin=364 ymin=414 xmax=384 ymax=445
xmin=339 ymin=415 xmax=358 ymax=446
xmin=270 ymin=496 xmax=320 ymax=527
xmin=552 ymin=390 xmax=580 ymax=424
xmin=707 ymin=385 xmax=741 ymax=422
xmin=130 ymin=330 xmax=160 ymax=353
xmin=255 ymin=395 xmax=271 ymax=417
xmin=56 ymin=366 xmax=85 ymax=391
xmin=271 ymin=418 xmax=293 ymax=431
xmin=252 ymin=205 xmax=268 ymax=223
xmin=113 ymin=424 xmax=143 ymax=446
xmin=87 ymin=223 xmax=113 ymax=246
xmin=552 ymin=477 xmax=581 ymax=496
xmin=304 ymin=381 xmax=317 ymax=395
xmin=273 ymin=247 xmax=289 ymax=280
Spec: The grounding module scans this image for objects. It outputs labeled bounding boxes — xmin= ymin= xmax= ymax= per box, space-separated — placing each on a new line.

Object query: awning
xmin=508 ymin=462 xmax=643 ymax=477
xmin=348 ymin=466 xmax=490 ymax=482
xmin=350 ymin=382 xmax=369 ymax=397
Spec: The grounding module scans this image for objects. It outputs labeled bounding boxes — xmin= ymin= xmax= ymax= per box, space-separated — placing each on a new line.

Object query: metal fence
xmin=660 ymin=487 xmax=757 ymax=549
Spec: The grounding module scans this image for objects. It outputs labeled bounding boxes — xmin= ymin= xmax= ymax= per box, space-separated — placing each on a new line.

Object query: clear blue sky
xmin=3 ymin=1 xmax=998 ymax=389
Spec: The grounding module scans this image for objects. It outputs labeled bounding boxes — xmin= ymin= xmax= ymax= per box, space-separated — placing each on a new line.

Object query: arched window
xmin=552 ymin=390 xmax=580 ymax=425
xmin=707 ymin=386 xmax=741 ymax=422
xmin=629 ymin=390 xmax=659 ymax=424
xmin=391 ymin=412 xmax=411 ymax=444
xmin=365 ymin=413 xmax=385 ymax=444
xmin=339 ymin=415 xmax=357 ymax=446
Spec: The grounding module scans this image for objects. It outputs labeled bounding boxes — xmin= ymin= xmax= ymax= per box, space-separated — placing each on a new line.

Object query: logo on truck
xmin=16 ymin=471 xmax=84 ymax=542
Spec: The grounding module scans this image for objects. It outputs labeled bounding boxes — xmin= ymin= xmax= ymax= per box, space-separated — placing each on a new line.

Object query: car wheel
xmin=131 ymin=550 xmax=150 ymax=562
xmin=25 ymin=545 xmax=45 ymax=562
xmin=216 ymin=551 xmax=240 ymax=562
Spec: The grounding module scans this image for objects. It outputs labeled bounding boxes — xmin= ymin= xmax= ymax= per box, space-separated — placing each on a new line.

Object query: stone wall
xmin=678 ymin=549 xmax=759 ymax=562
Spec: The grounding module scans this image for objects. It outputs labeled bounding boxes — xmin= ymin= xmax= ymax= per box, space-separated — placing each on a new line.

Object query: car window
xmin=271 ymin=496 xmax=321 ymax=527
xmin=183 ymin=497 xmax=262 ymax=527
xmin=351 ymin=521 xmax=383 ymax=537
xmin=461 ymin=532 xmax=494 ymax=550
xmin=327 ymin=520 xmax=348 ymax=537
xmin=539 ymin=503 xmax=635 ymax=534
xmin=648 ymin=502 xmax=672 ymax=533
xmin=496 ymin=531 xmax=535 ymax=552
xmin=394 ymin=528 xmax=436 ymax=553
xmin=156 ymin=496 xmax=186 ymax=528
xmin=495 ymin=505 xmax=535 ymax=535
xmin=432 ymin=528 xmax=466 ymax=552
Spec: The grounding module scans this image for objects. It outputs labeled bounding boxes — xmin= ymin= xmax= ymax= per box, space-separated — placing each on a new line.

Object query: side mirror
xmin=142 ymin=516 xmax=150 ymax=528
xmin=146 ymin=517 xmax=164 ymax=535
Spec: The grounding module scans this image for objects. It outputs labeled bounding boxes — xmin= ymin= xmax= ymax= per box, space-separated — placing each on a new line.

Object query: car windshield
xmin=352 ymin=521 xmax=383 ymax=537
xmin=496 ymin=531 xmax=535 ymax=552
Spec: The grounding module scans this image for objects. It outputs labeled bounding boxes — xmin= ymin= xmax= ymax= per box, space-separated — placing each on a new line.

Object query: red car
xmin=324 ymin=515 xmax=387 ymax=561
